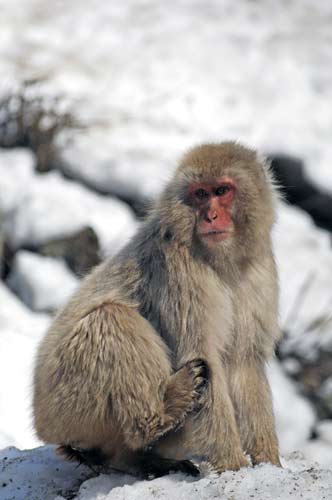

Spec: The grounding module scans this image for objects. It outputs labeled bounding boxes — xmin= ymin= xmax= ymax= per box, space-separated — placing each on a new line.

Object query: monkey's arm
xmin=229 ymin=357 xmax=281 ymax=467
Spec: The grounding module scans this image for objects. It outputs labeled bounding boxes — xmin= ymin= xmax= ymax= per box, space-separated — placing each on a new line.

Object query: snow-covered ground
xmin=1 ymin=447 xmax=332 ymax=500
xmin=1 ymin=0 xmax=332 ymax=498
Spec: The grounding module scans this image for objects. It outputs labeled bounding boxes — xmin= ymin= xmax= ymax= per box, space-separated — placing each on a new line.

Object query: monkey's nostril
xmin=204 ymin=211 xmax=218 ymax=223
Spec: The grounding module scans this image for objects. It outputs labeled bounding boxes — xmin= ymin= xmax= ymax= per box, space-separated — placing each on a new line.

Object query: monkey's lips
xmin=199 ymin=230 xmax=232 ymax=242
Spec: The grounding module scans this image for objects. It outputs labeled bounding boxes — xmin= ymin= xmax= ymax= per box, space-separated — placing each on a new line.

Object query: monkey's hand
xmin=185 ymin=358 xmax=210 ymax=405
xmin=137 ymin=359 xmax=210 ymax=451
xmin=163 ymin=358 xmax=210 ymax=434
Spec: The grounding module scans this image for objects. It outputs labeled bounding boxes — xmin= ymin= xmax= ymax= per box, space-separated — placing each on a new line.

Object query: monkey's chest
xmin=160 ymin=280 xmax=234 ymax=360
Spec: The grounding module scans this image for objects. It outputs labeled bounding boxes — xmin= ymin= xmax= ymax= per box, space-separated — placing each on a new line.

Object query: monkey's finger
xmin=186 ymin=358 xmax=210 ymax=389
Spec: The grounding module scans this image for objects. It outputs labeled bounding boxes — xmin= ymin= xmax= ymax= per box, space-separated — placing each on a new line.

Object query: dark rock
xmin=0 ymin=242 xmax=14 ymax=280
xmin=269 ymin=154 xmax=332 ymax=233
xmin=37 ymin=226 xmax=101 ymax=277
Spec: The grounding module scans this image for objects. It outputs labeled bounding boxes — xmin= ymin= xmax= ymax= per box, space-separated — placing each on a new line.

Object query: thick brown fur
xmin=33 ymin=142 xmax=281 ymax=476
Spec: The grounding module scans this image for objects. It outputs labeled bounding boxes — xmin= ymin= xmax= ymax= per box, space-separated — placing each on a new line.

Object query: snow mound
xmin=0 ymin=446 xmax=332 ymax=500
xmin=0 ymin=446 xmax=91 ymax=500
xmin=0 ymin=283 xmax=49 ymax=450
xmin=0 ymin=149 xmax=36 ymax=213
xmin=0 ymin=149 xmax=138 ymax=256
xmin=60 ymin=131 xmax=173 ymax=200
xmin=273 ymin=203 xmax=332 ymax=360
xmin=7 ymin=250 xmax=79 ymax=312
xmin=268 ymin=360 xmax=316 ymax=454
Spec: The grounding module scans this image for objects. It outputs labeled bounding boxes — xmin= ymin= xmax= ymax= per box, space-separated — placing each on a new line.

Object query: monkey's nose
xmin=204 ymin=210 xmax=218 ymax=223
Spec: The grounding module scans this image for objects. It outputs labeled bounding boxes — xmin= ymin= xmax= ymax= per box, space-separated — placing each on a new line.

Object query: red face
xmin=188 ymin=177 xmax=236 ymax=244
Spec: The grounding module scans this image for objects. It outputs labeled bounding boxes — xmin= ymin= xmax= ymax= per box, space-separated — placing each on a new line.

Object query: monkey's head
xmin=159 ymin=142 xmax=277 ymax=265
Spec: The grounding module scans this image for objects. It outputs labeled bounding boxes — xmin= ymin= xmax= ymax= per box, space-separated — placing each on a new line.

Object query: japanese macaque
xmin=33 ymin=142 xmax=281 ymax=478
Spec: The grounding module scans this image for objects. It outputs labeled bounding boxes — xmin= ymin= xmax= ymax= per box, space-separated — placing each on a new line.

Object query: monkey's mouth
xmin=199 ymin=230 xmax=232 ymax=241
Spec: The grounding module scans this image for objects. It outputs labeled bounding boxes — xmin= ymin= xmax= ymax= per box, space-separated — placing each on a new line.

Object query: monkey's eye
xmin=194 ymin=188 xmax=209 ymax=200
xmin=215 ymin=185 xmax=231 ymax=196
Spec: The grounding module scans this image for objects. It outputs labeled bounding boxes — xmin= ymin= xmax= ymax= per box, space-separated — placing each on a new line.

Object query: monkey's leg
xmin=34 ymin=303 xmax=208 ymax=456
xmin=57 ymin=443 xmax=200 ymax=479
xmin=156 ymin=356 xmax=249 ymax=473
xmin=229 ymin=358 xmax=281 ymax=467
xmin=117 ymin=354 xmax=209 ymax=450
xmin=57 ymin=357 xmax=208 ymax=475
xmin=109 ymin=448 xmax=200 ymax=479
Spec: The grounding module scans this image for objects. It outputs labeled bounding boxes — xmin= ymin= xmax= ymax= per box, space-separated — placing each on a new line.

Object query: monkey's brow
xmin=180 ymin=170 xmax=218 ymax=183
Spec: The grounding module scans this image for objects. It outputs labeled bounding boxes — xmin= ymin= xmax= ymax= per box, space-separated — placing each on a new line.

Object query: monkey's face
xmin=160 ymin=143 xmax=276 ymax=261
xmin=177 ymin=144 xmax=276 ymax=258
xmin=187 ymin=177 xmax=236 ymax=247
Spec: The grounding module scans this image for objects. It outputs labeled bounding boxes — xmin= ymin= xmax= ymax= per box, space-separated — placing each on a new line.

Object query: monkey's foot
xmin=251 ymin=450 xmax=281 ymax=467
xmin=138 ymin=453 xmax=200 ymax=479
xmin=213 ymin=454 xmax=250 ymax=474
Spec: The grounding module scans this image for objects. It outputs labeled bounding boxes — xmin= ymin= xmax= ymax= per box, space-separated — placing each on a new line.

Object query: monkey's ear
xmin=257 ymin=152 xmax=283 ymax=205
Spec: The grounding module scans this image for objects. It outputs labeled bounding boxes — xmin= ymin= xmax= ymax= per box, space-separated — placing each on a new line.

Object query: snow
xmin=0 ymin=148 xmax=36 ymax=213
xmin=302 ymin=440 xmax=332 ymax=471
xmin=0 ymin=282 xmax=49 ymax=450
xmin=71 ymin=459 xmax=332 ymax=500
xmin=61 ymin=133 xmax=169 ymax=201
xmin=273 ymin=203 xmax=332 ymax=359
xmin=267 ymin=361 xmax=316 ymax=455
xmin=0 ymin=150 xmax=138 ymax=256
xmin=317 ymin=421 xmax=332 ymax=447
xmin=0 ymin=447 xmax=332 ymax=500
xmin=7 ymin=250 xmax=79 ymax=312
xmin=0 ymin=446 xmax=91 ymax=500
